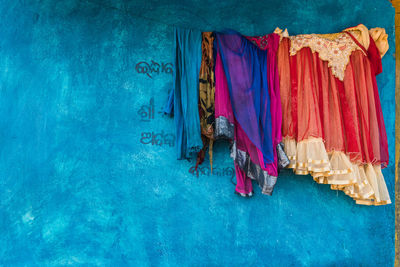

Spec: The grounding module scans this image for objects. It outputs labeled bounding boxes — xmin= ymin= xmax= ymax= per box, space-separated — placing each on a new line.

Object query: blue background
xmin=0 ymin=0 xmax=395 ymax=265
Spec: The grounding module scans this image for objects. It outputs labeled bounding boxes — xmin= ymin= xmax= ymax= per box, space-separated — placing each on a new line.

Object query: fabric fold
xmin=196 ymin=32 xmax=216 ymax=170
xmin=216 ymin=30 xmax=274 ymax=163
xmin=171 ymin=28 xmax=203 ymax=159
xmin=215 ymin=31 xmax=288 ymax=196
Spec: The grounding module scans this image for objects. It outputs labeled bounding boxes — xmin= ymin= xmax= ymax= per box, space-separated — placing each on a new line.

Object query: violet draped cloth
xmin=165 ymin=28 xmax=203 ymax=159
xmin=215 ymin=32 xmax=288 ymax=195
xmin=216 ymin=31 xmax=274 ymax=163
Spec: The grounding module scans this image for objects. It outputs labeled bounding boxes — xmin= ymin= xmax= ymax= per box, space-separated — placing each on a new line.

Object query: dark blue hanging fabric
xmin=216 ymin=31 xmax=274 ymax=163
xmin=167 ymin=27 xmax=203 ymax=159
xmin=163 ymin=88 xmax=174 ymax=115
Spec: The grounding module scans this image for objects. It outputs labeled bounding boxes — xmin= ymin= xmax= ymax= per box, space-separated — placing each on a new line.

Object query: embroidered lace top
xmin=289 ymin=32 xmax=366 ymax=81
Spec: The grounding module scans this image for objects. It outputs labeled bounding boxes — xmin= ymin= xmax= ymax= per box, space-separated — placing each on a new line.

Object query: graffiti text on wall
xmin=138 ymin=97 xmax=155 ymax=122
xmin=189 ymin=166 xmax=235 ymax=178
xmin=140 ymin=131 xmax=175 ymax=147
xmin=135 ymin=60 xmax=173 ymax=78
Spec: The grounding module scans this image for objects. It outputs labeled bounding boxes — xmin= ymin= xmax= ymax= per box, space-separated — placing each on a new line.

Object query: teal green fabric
xmin=173 ymin=28 xmax=203 ymax=159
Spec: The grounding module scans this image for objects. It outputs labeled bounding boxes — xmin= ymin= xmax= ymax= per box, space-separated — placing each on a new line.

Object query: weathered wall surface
xmin=0 ymin=0 xmax=395 ymax=265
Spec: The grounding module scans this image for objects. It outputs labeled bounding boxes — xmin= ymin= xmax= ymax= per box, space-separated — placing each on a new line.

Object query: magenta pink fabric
xmin=215 ymin=51 xmax=234 ymax=124
xmin=234 ymin=162 xmax=253 ymax=194
xmin=215 ymin=33 xmax=282 ymax=195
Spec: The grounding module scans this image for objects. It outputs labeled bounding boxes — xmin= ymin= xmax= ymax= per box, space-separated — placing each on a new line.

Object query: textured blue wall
xmin=0 ymin=0 xmax=396 ymax=265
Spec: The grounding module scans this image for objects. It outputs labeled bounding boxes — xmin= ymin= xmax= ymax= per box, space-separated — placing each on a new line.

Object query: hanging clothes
xmin=214 ymin=49 xmax=234 ymax=140
xmin=246 ymin=33 xmax=289 ymax=170
xmin=196 ymin=32 xmax=216 ymax=171
xmin=277 ymin=24 xmax=390 ymax=205
xmin=216 ymin=30 xmax=274 ymax=162
xmin=215 ymin=31 xmax=288 ymax=196
xmin=165 ymin=27 xmax=203 ymax=159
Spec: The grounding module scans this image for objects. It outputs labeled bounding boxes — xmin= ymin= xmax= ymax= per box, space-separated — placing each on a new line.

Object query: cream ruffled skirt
xmin=283 ymin=137 xmax=391 ymax=205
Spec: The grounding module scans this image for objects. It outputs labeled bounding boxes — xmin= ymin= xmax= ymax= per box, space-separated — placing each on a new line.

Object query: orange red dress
xmin=277 ymin=25 xmax=391 ymax=205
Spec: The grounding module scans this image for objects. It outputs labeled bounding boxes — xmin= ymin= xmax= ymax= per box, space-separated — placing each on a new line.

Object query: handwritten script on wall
xmin=138 ymin=97 xmax=175 ymax=147
xmin=137 ymin=97 xmax=155 ymax=122
xmin=135 ymin=60 xmax=173 ymax=79
xmin=137 ymin=81 xmax=234 ymax=180
xmin=140 ymin=131 xmax=175 ymax=147
xmin=189 ymin=166 xmax=235 ymax=178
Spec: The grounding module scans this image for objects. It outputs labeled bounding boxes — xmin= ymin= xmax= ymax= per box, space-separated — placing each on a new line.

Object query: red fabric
xmin=277 ymin=38 xmax=293 ymax=138
xmin=290 ymin=53 xmax=298 ymax=139
xmin=279 ymin=37 xmax=389 ymax=166
xmin=367 ymin=36 xmax=388 ymax=167
xmin=234 ymin=162 xmax=253 ymax=194
xmin=367 ymin=35 xmax=383 ymax=75
xmin=343 ymin=31 xmax=368 ymax=55
xmin=245 ymin=35 xmax=269 ymax=50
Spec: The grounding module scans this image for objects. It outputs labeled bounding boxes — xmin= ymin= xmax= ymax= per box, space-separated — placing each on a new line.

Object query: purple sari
xmin=216 ymin=31 xmax=273 ymax=163
xmin=215 ymin=32 xmax=288 ymax=196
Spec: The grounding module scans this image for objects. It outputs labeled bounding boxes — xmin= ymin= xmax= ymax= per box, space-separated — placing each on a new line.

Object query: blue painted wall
xmin=0 ymin=0 xmax=395 ymax=265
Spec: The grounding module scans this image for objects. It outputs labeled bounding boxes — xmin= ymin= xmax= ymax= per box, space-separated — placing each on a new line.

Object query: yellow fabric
xmin=283 ymin=137 xmax=391 ymax=206
xmin=344 ymin=24 xmax=389 ymax=58
xmin=273 ymin=27 xmax=289 ymax=40
xmin=315 ymin=32 xmax=343 ymax=41
xmin=198 ymin=32 xmax=215 ymax=171
xmin=369 ymin=27 xmax=389 ymax=57
xmin=343 ymin=24 xmax=370 ymax=50
xmin=334 ymin=165 xmax=391 ymax=206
